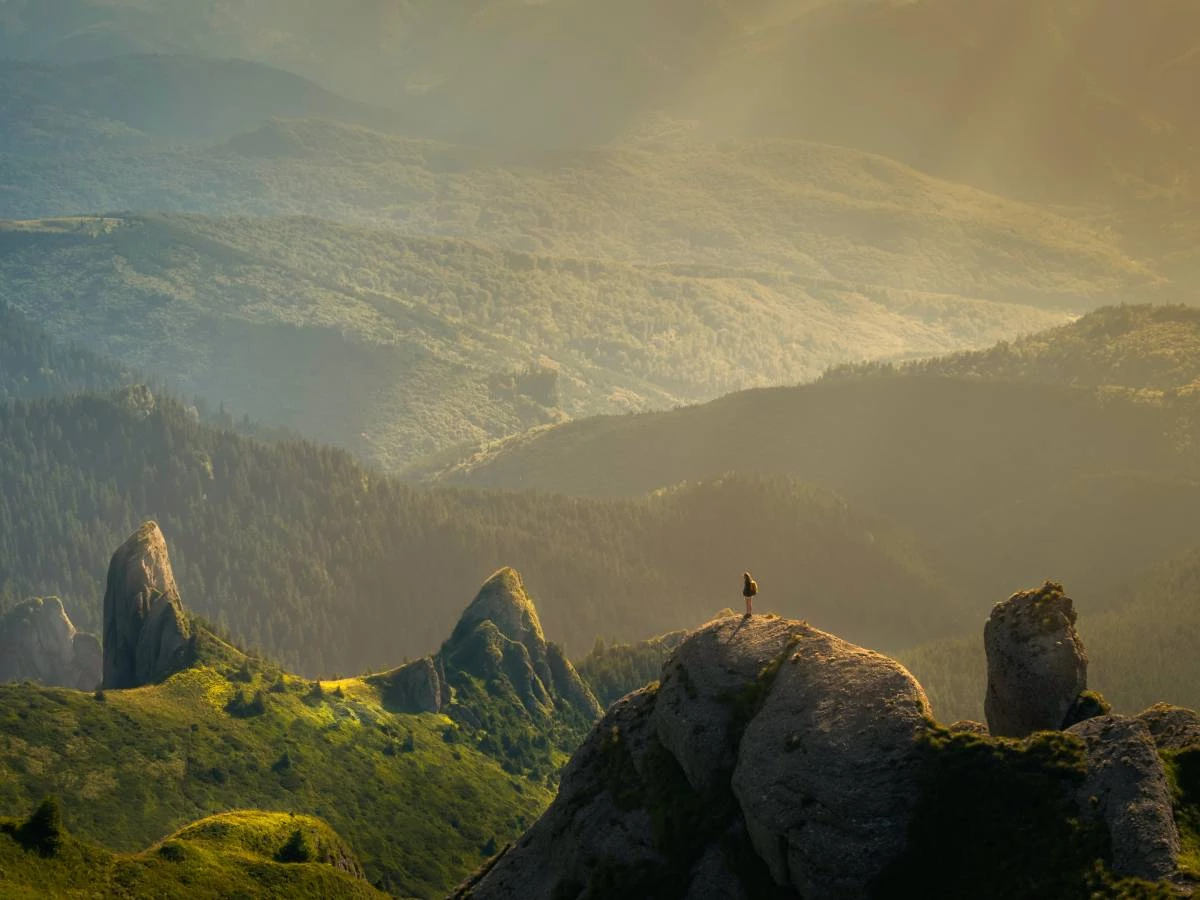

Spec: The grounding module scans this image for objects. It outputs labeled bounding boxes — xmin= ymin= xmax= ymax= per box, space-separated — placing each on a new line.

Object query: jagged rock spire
xmin=444 ymin=567 xmax=601 ymax=720
xmin=102 ymin=522 xmax=192 ymax=689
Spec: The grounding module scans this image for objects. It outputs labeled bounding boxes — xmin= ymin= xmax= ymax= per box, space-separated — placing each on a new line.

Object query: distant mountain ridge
xmin=0 ymin=379 xmax=960 ymax=673
xmin=421 ymin=305 xmax=1200 ymax=612
xmin=3 ymin=1 xmax=1197 ymax=207
xmin=0 ymin=55 xmax=398 ymax=151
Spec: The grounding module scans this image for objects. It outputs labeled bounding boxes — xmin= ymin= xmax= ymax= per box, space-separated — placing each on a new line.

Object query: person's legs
xmin=744 ymin=595 xmax=752 ymax=616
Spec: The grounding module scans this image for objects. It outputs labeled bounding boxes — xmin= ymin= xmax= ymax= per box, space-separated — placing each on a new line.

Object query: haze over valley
xmin=3 ymin=2 xmax=1200 ymax=897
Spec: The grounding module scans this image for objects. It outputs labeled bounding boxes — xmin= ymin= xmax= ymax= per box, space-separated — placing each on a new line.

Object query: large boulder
xmin=1066 ymin=716 xmax=1181 ymax=882
xmin=368 ymin=656 xmax=445 ymax=713
xmin=460 ymin=615 xmax=933 ymax=900
xmin=102 ymin=522 xmax=193 ymax=689
xmin=0 ymin=597 xmax=102 ymax=689
xmin=984 ymin=581 xmax=1087 ymax=738
xmin=731 ymin=625 xmax=933 ymax=898
xmin=652 ymin=614 xmax=801 ymax=794
xmin=455 ymin=687 xmax=665 ymax=899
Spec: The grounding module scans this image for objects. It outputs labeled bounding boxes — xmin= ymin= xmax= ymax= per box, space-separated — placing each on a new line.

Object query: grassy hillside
xmin=0 ymin=804 xmax=385 ymax=899
xmin=0 ymin=212 xmax=1092 ymax=470
xmin=0 ymin=656 xmax=551 ymax=897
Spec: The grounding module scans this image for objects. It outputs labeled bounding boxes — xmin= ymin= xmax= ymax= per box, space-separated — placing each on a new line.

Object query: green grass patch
xmin=0 ymin=804 xmax=385 ymax=899
xmin=0 ymin=666 xmax=552 ymax=897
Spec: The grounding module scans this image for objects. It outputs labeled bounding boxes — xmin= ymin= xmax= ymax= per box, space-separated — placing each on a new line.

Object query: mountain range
xmin=5 ymin=2 xmax=1200 ymax=896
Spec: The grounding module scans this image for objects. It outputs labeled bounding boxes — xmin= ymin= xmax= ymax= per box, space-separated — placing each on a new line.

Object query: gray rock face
xmin=0 ymin=597 xmax=102 ymax=689
xmin=369 ymin=656 xmax=444 ymax=713
xmin=684 ymin=835 xmax=751 ymax=900
xmin=984 ymin=581 xmax=1087 ymax=738
xmin=1067 ymin=715 xmax=1181 ymax=882
xmin=102 ymin=522 xmax=193 ymax=689
xmin=456 ymin=687 xmax=665 ymax=900
xmin=652 ymin=614 xmax=800 ymax=794
xmin=731 ymin=626 xmax=933 ymax=898
xmin=455 ymin=568 xmax=547 ymax=651
xmin=1136 ymin=703 xmax=1200 ymax=752
xmin=462 ymin=615 xmax=932 ymax=900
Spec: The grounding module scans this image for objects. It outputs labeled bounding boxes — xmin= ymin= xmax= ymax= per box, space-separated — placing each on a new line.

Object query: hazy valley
xmin=3 ymin=0 xmax=1200 ymax=897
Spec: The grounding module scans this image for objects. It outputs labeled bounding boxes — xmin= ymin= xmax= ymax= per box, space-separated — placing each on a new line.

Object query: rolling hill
xmin=0 ymin=805 xmax=386 ymax=899
xmin=0 ymin=210 xmax=1106 ymax=470
xmin=0 ymin=56 xmax=397 ymax=154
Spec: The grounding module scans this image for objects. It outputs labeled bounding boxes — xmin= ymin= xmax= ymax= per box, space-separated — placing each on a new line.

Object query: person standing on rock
xmin=743 ymin=572 xmax=758 ymax=616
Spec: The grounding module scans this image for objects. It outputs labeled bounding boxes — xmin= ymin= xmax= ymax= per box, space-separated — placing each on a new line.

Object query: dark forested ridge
xmin=825 ymin=304 xmax=1200 ymax=393
xmin=424 ymin=306 xmax=1200 ymax=609
xmin=0 ymin=389 xmax=962 ymax=676
xmin=0 ymin=300 xmax=131 ymax=401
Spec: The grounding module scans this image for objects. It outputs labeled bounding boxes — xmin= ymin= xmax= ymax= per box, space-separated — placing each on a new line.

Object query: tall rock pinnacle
xmin=102 ymin=522 xmax=193 ymax=689
xmin=443 ymin=567 xmax=602 ymax=720
xmin=984 ymin=581 xmax=1088 ymax=738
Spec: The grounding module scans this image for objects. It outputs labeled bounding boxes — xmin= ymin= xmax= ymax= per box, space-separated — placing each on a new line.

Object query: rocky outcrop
xmin=732 ymin=627 xmax=932 ymax=897
xmin=457 ymin=582 xmax=1198 ymax=898
xmin=653 ymin=615 xmax=799 ymax=794
xmin=984 ymin=581 xmax=1088 ymax=738
xmin=440 ymin=568 xmax=601 ymax=722
xmin=1067 ymin=716 xmax=1181 ymax=882
xmin=1137 ymin=703 xmax=1200 ymax=752
xmin=0 ymin=597 xmax=102 ymax=689
xmin=459 ymin=615 xmax=933 ymax=900
xmin=116 ymin=384 xmax=156 ymax=418
xmin=102 ymin=522 xmax=193 ymax=689
xmin=369 ymin=656 xmax=445 ymax=714
xmin=456 ymin=687 xmax=665 ymax=900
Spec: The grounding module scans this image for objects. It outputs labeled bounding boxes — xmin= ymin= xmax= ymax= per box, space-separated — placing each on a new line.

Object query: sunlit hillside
xmin=0 ymin=212 xmax=1092 ymax=469
xmin=0 ymin=644 xmax=552 ymax=897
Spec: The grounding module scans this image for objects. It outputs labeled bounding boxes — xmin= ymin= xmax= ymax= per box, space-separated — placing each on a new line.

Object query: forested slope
xmin=0 ymin=202 xmax=1090 ymax=468
xmin=426 ymin=306 xmax=1200 ymax=608
xmin=0 ymin=389 xmax=959 ymax=674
